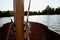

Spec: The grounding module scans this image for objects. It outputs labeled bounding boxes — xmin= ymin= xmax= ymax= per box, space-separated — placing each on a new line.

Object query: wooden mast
xmin=13 ymin=0 xmax=24 ymax=40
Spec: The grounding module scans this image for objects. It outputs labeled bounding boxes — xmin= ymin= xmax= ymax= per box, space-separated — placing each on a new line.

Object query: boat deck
xmin=0 ymin=22 xmax=60 ymax=40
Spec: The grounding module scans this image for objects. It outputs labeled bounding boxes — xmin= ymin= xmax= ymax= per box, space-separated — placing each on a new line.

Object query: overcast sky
xmin=0 ymin=0 xmax=60 ymax=11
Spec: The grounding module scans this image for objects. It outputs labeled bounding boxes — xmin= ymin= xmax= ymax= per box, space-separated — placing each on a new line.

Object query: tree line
xmin=24 ymin=5 xmax=60 ymax=15
xmin=0 ymin=11 xmax=13 ymax=17
xmin=0 ymin=5 xmax=60 ymax=17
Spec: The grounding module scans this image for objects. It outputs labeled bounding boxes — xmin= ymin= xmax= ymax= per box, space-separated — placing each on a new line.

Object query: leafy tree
xmin=55 ymin=7 xmax=60 ymax=14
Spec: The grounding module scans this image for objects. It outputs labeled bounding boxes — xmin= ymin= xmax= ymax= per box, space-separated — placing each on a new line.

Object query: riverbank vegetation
xmin=0 ymin=11 xmax=13 ymax=17
xmin=0 ymin=5 xmax=60 ymax=17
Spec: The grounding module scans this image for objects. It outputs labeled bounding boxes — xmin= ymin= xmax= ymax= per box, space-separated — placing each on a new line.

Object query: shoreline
xmin=0 ymin=14 xmax=60 ymax=18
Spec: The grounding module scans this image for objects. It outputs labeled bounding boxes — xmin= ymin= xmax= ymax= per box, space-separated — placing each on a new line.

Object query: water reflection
xmin=0 ymin=15 xmax=60 ymax=32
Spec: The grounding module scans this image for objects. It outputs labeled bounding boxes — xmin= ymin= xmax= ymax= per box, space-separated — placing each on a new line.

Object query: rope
xmin=26 ymin=0 xmax=31 ymax=22
xmin=25 ymin=22 xmax=30 ymax=40
xmin=25 ymin=0 xmax=31 ymax=40
xmin=6 ymin=19 xmax=14 ymax=40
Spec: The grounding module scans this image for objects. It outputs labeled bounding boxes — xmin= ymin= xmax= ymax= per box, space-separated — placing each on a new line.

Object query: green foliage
xmin=24 ymin=5 xmax=60 ymax=15
xmin=10 ymin=11 xmax=14 ymax=16
xmin=41 ymin=5 xmax=60 ymax=15
xmin=0 ymin=11 xmax=14 ymax=17
xmin=0 ymin=5 xmax=60 ymax=17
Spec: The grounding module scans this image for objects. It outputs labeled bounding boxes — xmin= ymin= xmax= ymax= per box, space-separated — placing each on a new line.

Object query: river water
xmin=0 ymin=15 xmax=60 ymax=32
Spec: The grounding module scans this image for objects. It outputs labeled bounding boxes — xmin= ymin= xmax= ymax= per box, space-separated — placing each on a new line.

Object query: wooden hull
xmin=29 ymin=22 xmax=60 ymax=40
xmin=0 ymin=22 xmax=16 ymax=40
xmin=0 ymin=22 xmax=60 ymax=40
